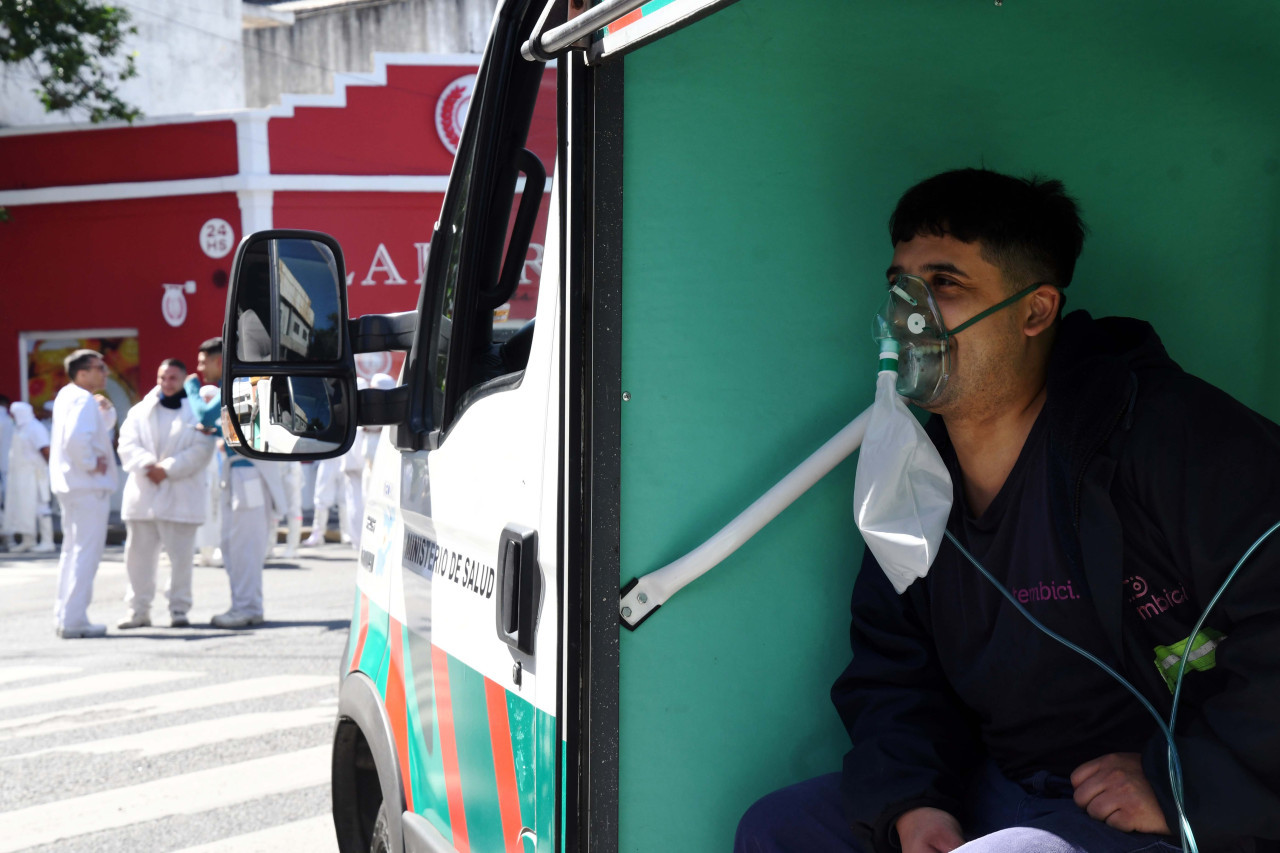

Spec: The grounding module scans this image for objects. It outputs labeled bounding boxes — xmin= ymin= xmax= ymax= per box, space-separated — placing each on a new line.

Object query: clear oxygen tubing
xmin=618 ymin=407 xmax=872 ymax=628
xmin=946 ymin=519 xmax=1280 ymax=853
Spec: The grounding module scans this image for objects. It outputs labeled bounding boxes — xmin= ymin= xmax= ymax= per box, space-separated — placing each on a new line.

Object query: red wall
xmin=275 ymin=189 xmax=549 ymax=324
xmin=274 ymin=191 xmax=438 ymax=320
xmin=268 ymin=65 xmax=556 ymax=177
xmin=0 ymin=59 xmax=557 ymax=404
xmin=0 ymin=121 xmax=238 ymax=190
xmin=0 ymin=194 xmax=241 ymax=402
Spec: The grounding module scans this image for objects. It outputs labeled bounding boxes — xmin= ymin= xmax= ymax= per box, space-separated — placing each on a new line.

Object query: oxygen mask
xmin=873 ymin=274 xmax=950 ymax=404
xmin=873 ymin=274 xmax=1043 ymax=405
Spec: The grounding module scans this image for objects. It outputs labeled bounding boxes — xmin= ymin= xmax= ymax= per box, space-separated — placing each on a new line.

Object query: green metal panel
xmin=618 ymin=0 xmax=1280 ymax=850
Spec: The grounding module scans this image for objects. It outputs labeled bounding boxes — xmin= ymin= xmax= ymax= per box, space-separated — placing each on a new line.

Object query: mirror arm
xmin=358 ymin=386 xmax=411 ymax=426
xmin=349 ymin=311 xmax=418 ymax=353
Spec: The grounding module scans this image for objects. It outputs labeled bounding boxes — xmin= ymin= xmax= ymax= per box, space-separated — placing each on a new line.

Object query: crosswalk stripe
xmin=0 ymin=702 xmax=336 ymax=762
xmin=0 ymin=564 xmax=125 ymax=583
xmin=0 ymin=745 xmax=331 ymax=852
xmin=0 ymin=575 xmax=42 ymax=588
xmin=167 ymin=814 xmax=338 ymax=853
xmin=0 ymin=665 xmax=80 ymax=685
xmin=0 ymin=669 xmax=200 ymax=711
xmin=0 ymin=674 xmax=334 ymax=740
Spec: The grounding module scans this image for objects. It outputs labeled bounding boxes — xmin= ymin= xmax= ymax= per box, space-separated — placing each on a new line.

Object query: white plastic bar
xmin=619 ymin=407 xmax=872 ymax=628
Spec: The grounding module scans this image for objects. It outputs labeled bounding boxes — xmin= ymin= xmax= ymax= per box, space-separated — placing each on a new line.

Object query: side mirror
xmin=222 ymin=230 xmax=357 ymax=460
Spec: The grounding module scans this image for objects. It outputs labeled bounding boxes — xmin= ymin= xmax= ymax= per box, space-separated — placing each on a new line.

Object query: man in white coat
xmin=179 ymin=338 xmax=285 ymax=628
xmin=339 ymin=377 xmax=369 ymax=551
xmin=193 ymin=385 xmax=223 ymax=566
xmin=303 ymin=454 xmax=345 ymax=547
xmin=50 ymin=350 xmax=118 ymax=639
xmin=116 ymin=359 xmax=216 ymax=629
xmin=4 ymin=401 xmax=54 ymax=552
xmin=215 ymin=441 xmax=285 ymax=628
xmin=280 ymin=460 xmax=303 ymax=558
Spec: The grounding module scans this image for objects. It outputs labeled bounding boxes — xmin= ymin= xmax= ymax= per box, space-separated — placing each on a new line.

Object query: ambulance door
xmin=389 ymin=2 xmax=559 ymax=849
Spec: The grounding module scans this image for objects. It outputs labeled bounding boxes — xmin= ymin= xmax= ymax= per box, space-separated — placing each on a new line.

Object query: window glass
xmin=415 ymin=20 xmax=553 ymax=438
xmin=432 ymin=149 xmax=475 ymax=421
xmin=235 ymin=238 xmax=343 ymax=363
xmin=275 ymin=239 xmax=343 ymax=362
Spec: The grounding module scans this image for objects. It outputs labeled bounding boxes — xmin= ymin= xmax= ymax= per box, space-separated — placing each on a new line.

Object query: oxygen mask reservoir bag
xmin=853 ymin=368 xmax=954 ymax=593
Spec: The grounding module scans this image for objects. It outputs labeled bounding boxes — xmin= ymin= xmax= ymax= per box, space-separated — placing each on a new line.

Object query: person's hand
xmin=96 ymin=396 xmax=114 ymax=413
xmin=145 ymin=465 xmax=168 ymax=484
xmin=896 ymin=807 xmax=965 ymax=853
xmin=93 ymin=456 xmax=109 ymax=475
xmin=187 ymin=372 xmax=199 ymax=384
xmin=1071 ymin=753 xmax=1171 ymax=834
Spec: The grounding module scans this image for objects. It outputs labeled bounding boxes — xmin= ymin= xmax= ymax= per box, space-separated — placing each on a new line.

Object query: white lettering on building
xmin=361 ymin=243 xmax=408 ymax=286
xmin=415 ymin=242 xmax=431 ymax=284
xmin=345 ymin=242 xmax=543 ymax=288
xmin=199 ymin=219 xmax=235 ymax=259
xmin=521 ymin=243 xmax=544 ymax=285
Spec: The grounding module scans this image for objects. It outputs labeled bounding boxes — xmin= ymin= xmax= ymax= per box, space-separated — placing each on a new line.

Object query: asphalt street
xmin=0 ymin=538 xmax=360 ymax=852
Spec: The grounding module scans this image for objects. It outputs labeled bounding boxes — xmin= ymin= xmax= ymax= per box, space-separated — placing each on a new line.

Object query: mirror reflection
xmin=235 ymin=238 xmax=344 ymax=363
xmin=230 ymin=375 xmax=350 ymax=454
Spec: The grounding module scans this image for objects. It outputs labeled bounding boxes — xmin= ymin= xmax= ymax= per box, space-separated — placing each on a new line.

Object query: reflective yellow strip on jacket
xmin=1154 ymin=628 xmax=1226 ymax=693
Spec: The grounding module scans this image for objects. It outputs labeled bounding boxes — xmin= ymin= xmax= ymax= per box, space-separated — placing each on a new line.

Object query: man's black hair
xmin=889 ymin=168 xmax=1086 ymax=290
xmin=160 ymin=358 xmax=187 ymax=374
xmin=198 ymin=337 xmax=223 ymax=357
xmin=0 ymin=394 xmax=9 ymax=407
xmin=64 ymin=349 xmax=103 ymax=381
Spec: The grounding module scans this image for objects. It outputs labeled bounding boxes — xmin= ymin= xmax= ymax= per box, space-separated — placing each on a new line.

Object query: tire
xmin=369 ymin=801 xmax=392 ymax=853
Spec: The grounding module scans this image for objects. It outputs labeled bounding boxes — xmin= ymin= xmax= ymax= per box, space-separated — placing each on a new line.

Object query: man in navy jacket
xmin=737 ymin=169 xmax=1280 ymax=853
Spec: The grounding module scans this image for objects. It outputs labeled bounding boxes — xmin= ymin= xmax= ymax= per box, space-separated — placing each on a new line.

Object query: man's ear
xmin=1024 ymin=285 xmax=1061 ymax=338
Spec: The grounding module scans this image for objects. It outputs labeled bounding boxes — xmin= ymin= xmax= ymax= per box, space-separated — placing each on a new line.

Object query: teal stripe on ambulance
xmin=506 ymin=690 xmax=536 ymax=838
xmin=405 ymin=628 xmax=451 ymax=833
xmin=448 ymin=653 xmax=506 ymax=853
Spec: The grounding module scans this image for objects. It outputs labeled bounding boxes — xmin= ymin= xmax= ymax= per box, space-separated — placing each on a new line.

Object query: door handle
xmin=496 ymin=524 xmax=540 ymax=655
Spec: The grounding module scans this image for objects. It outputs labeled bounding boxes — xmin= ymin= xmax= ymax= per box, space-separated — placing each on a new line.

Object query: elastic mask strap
xmin=942 ymin=282 xmax=1043 ymax=339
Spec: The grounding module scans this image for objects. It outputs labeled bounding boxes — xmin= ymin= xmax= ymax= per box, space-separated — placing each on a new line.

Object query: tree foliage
xmin=0 ymin=0 xmax=141 ymax=123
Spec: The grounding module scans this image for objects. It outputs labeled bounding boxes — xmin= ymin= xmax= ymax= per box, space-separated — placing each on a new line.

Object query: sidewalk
xmin=6 ymin=508 xmax=342 ymax=551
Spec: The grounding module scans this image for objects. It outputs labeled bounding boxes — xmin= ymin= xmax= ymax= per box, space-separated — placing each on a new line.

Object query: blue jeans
xmin=735 ymin=763 xmax=1184 ymax=853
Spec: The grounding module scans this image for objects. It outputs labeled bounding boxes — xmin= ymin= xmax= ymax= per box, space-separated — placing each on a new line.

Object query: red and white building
xmin=0 ymin=54 xmax=555 ymax=414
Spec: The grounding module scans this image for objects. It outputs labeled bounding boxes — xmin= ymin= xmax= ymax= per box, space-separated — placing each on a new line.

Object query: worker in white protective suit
xmin=178 ymin=339 xmax=283 ymax=628
xmin=50 ymin=350 xmax=118 ymax=639
xmin=193 ymin=385 xmax=223 ymax=567
xmin=281 ymin=460 xmax=304 ymax=558
xmin=357 ymin=373 xmax=395 ymax=551
xmin=214 ymin=448 xmax=284 ymax=628
xmin=339 ymin=378 xmax=369 ymax=551
xmin=116 ymin=359 xmax=217 ymax=629
xmin=341 ymin=442 xmax=364 ymax=551
xmin=4 ymin=401 xmax=54 ymax=552
xmin=261 ymin=461 xmax=295 ymax=562
xmin=303 ymin=454 xmax=345 ymax=546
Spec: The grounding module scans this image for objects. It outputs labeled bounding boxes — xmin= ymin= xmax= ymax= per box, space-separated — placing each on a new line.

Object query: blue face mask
xmin=872 ymin=274 xmax=1041 ymax=404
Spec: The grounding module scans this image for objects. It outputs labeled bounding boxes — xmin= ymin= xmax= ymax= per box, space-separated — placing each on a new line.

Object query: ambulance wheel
xmin=369 ymin=802 xmax=391 ymax=853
